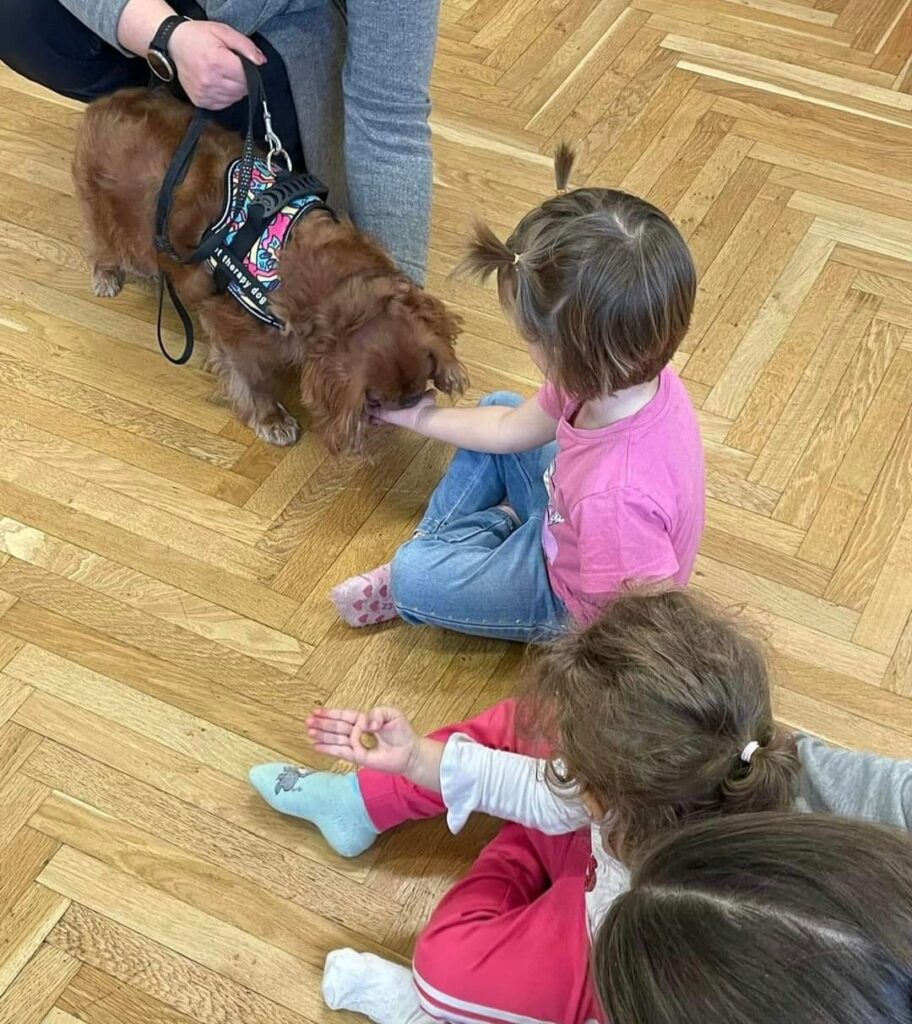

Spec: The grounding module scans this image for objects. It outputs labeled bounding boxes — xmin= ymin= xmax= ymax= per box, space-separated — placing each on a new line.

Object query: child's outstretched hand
xmin=307 ymin=706 xmax=443 ymax=791
xmin=308 ymin=706 xmax=415 ymax=772
xmin=370 ymin=391 xmax=437 ymax=431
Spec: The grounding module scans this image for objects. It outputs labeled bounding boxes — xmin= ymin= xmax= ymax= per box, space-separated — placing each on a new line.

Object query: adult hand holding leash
xmin=170 ymin=20 xmax=266 ymax=109
xmin=118 ymin=0 xmax=266 ymax=109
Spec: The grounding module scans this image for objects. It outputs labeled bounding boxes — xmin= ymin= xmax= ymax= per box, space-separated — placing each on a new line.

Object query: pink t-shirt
xmin=538 ymin=368 xmax=705 ymax=623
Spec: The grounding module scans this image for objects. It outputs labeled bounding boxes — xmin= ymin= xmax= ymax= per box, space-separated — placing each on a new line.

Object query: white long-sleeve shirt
xmin=439 ymin=734 xmax=628 ymax=937
xmin=436 ymin=732 xmax=912 ymax=938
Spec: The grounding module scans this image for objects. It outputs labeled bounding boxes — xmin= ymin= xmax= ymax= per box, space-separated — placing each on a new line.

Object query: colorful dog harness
xmin=204 ymin=157 xmax=328 ymax=329
xmin=153 ymin=56 xmax=331 ymax=363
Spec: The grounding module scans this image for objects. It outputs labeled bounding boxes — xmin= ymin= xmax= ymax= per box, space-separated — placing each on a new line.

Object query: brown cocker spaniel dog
xmin=73 ymin=88 xmax=467 ymax=453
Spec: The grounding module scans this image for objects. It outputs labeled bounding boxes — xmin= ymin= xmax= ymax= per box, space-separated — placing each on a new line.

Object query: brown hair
xmin=595 ymin=812 xmax=912 ymax=1024
xmin=521 ymin=590 xmax=799 ymax=858
xmin=456 ymin=144 xmax=696 ymax=399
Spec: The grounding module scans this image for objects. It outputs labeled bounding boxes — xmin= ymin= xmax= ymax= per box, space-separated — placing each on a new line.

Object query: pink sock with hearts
xmin=330 ymin=564 xmax=398 ymax=628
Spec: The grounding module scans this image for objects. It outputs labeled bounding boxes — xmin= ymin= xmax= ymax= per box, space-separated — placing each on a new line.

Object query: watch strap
xmin=149 ymin=14 xmax=188 ymax=57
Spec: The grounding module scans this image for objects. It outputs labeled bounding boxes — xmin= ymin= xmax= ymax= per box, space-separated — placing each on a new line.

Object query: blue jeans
xmin=391 ymin=393 xmax=567 ymax=642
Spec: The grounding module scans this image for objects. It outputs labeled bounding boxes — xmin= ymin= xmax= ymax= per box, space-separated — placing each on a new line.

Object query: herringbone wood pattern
xmin=1 ymin=0 xmax=912 ymax=1020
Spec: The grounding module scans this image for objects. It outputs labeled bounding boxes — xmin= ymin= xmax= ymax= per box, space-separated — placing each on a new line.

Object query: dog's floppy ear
xmin=394 ymin=278 xmax=463 ymax=344
xmin=294 ymin=278 xmax=400 ymax=455
xmin=300 ymin=342 xmax=367 ymax=456
xmin=393 ymin=280 xmax=469 ymax=397
xmin=429 ymin=335 xmax=470 ymax=398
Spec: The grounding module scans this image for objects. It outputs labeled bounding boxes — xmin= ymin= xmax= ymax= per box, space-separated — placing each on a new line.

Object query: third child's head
xmin=596 ymin=813 xmax=912 ymax=1024
xmin=458 ymin=145 xmax=697 ymax=399
xmin=523 ymin=590 xmax=799 ymax=860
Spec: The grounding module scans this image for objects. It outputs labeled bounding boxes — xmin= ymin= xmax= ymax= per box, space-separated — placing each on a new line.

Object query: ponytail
xmin=721 ymin=724 xmax=800 ymax=816
xmin=454 ymin=141 xmax=695 ymax=399
xmin=455 ymin=142 xmax=576 ymax=285
xmin=454 ymin=221 xmax=518 ymax=283
xmin=522 ymin=591 xmax=804 ymax=862
xmin=554 ymin=141 xmax=575 ymax=193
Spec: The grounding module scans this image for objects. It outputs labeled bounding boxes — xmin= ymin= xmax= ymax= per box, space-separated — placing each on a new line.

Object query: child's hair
xmin=521 ymin=590 xmax=799 ymax=858
xmin=457 ymin=144 xmax=696 ymax=398
xmin=595 ymin=812 xmax=912 ymax=1024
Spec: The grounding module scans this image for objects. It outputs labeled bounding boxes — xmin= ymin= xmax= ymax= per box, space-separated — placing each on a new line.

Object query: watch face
xmin=147 ymin=50 xmax=175 ymax=82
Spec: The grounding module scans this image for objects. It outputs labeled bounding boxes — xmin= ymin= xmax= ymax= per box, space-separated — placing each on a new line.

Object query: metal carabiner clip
xmin=262 ymin=98 xmax=293 ymax=175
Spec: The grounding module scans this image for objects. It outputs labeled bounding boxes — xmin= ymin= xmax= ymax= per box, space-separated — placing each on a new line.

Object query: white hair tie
xmin=740 ymin=740 xmax=760 ymax=764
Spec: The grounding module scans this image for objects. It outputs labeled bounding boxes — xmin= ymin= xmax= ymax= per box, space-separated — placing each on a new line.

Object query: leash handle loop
xmin=156 ymin=274 xmax=196 ymax=365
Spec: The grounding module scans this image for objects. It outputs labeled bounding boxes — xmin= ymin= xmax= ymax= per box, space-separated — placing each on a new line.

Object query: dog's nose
xmin=398 ymin=393 xmax=425 ymax=409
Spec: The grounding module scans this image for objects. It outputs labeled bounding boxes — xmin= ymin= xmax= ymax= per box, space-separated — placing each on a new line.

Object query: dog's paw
xmin=255 ymin=405 xmax=300 ymax=446
xmin=92 ymin=267 xmax=125 ymax=298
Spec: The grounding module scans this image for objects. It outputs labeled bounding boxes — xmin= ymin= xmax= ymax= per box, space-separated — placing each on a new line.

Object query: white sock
xmin=322 ymin=949 xmax=434 ymax=1024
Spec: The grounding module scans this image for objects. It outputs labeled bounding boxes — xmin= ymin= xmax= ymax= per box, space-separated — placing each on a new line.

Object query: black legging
xmin=0 ymin=0 xmax=303 ymax=165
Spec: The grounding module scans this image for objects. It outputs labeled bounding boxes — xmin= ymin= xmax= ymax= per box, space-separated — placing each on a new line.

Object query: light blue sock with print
xmin=248 ymin=764 xmax=378 ymax=858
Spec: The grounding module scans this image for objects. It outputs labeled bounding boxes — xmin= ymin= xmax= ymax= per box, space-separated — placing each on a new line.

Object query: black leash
xmin=153 ymin=55 xmax=328 ymax=364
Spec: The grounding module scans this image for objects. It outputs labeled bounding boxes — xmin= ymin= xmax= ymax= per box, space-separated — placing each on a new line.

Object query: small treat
xmin=359 ymin=732 xmax=378 ymax=751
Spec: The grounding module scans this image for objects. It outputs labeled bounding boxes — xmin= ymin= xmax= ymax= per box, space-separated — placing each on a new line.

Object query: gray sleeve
xmin=55 ymin=0 xmax=299 ymax=56
xmin=199 ymin=0 xmax=298 ymax=34
xmin=58 ymin=0 xmax=132 ymax=51
xmin=797 ymin=734 xmax=912 ymax=830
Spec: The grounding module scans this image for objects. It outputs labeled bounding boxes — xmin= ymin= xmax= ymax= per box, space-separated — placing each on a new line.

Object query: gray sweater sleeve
xmin=797 ymin=734 xmax=912 ymax=830
xmin=199 ymin=1 xmax=297 ymax=35
xmin=55 ymin=0 xmax=297 ymax=54
xmin=59 ymin=0 xmax=132 ymax=50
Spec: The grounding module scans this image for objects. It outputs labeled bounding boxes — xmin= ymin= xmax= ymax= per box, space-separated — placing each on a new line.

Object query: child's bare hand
xmin=372 ymin=391 xmax=437 ymax=431
xmin=307 ymin=706 xmax=418 ymax=775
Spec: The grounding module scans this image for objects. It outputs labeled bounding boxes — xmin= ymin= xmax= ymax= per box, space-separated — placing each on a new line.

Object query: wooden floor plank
xmin=58 ymin=967 xmax=203 ymax=1024
xmin=799 ymin=347 xmax=912 ymax=567
xmin=773 ymin=317 xmax=904 ymax=528
xmin=0 ymin=886 xmax=70 ymax=996
xmin=0 ymin=944 xmax=78 ymax=1024
xmin=21 ymin=741 xmax=396 ymax=936
xmin=31 ymin=793 xmax=393 ymax=968
xmin=49 ymin=905 xmax=320 ymax=1024
xmin=39 ymin=847 xmax=331 ymax=1020
xmin=750 ymin=288 xmax=879 ymax=491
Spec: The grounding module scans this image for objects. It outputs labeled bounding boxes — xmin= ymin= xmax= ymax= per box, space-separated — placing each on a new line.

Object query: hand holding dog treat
xmin=307 ymin=706 xmax=444 ymax=791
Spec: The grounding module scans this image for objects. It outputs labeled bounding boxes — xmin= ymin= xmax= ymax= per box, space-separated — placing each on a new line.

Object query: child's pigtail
xmin=721 ymin=725 xmax=800 ymax=815
xmin=554 ymin=142 xmax=576 ymax=195
xmin=454 ymin=221 xmax=519 ymax=283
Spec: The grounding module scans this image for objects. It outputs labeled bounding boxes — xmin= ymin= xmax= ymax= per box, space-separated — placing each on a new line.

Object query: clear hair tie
xmin=512 ymin=251 xmax=522 ymax=265
xmin=740 ymin=740 xmax=760 ymax=764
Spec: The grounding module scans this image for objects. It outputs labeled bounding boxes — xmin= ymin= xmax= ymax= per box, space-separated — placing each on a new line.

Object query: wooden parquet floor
xmin=2 ymin=0 xmax=912 ymax=1020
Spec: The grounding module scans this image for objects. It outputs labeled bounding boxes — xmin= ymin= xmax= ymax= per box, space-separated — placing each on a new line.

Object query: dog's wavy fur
xmin=72 ymin=88 xmax=467 ymax=453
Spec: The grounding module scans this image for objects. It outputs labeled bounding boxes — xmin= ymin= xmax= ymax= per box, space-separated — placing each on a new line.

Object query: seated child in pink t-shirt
xmin=331 ymin=144 xmax=705 ymax=641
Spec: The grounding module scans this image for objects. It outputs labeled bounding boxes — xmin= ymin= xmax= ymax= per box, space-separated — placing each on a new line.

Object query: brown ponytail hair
xmin=520 ymin=590 xmax=799 ymax=860
xmin=456 ymin=144 xmax=696 ymax=399
xmin=595 ymin=813 xmax=912 ymax=1024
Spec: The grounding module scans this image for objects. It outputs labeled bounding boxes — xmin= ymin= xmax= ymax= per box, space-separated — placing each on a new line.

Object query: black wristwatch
xmin=146 ymin=15 xmax=189 ymax=82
